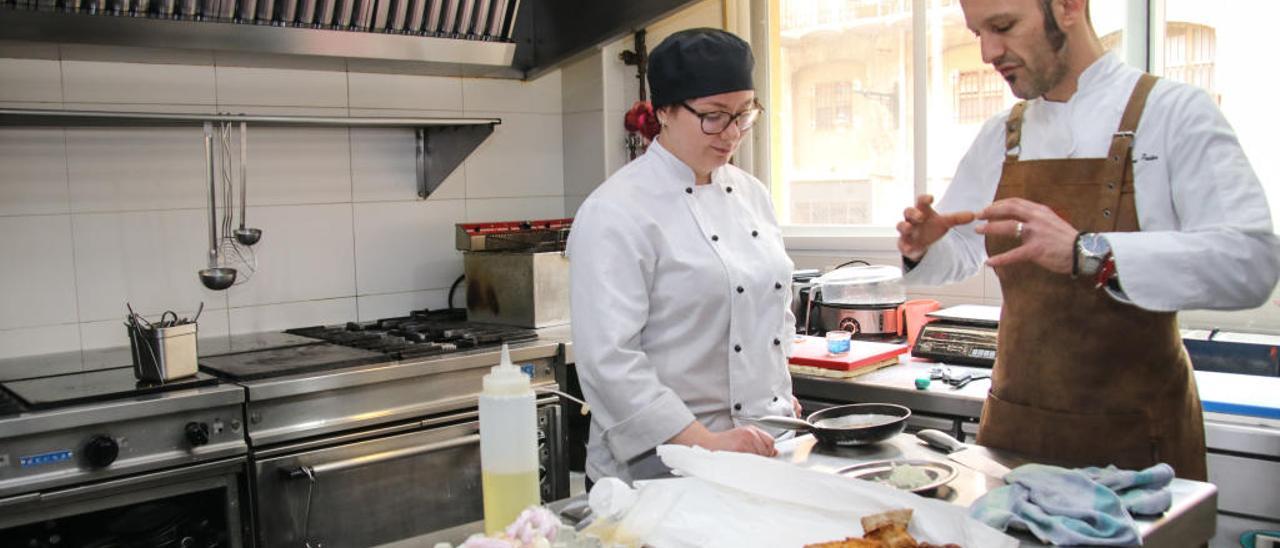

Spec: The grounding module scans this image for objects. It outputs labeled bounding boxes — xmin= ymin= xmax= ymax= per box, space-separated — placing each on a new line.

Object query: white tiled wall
xmin=0 ymin=43 xmax=565 ymax=365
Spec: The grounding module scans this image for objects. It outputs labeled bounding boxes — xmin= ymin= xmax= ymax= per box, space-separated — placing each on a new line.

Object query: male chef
xmin=897 ymin=0 xmax=1279 ymax=480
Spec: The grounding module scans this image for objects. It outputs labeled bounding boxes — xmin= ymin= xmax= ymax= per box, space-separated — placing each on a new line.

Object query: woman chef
xmin=567 ymin=28 xmax=800 ymax=484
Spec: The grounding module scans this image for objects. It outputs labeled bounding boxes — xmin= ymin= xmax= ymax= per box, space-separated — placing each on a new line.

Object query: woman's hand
xmin=669 ymin=421 xmax=777 ymax=457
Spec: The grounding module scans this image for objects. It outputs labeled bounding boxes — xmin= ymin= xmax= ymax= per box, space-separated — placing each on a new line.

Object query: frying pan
xmin=756 ymin=403 xmax=910 ymax=446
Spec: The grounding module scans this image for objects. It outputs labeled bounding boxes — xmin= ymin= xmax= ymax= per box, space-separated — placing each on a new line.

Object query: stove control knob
xmin=185 ymin=422 xmax=210 ymax=447
xmin=84 ymin=435 xmax=119 ymax=468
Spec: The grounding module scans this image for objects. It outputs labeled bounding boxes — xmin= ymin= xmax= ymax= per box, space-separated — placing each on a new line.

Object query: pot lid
xmin=815 ymin=265 xmax=902 ymax=286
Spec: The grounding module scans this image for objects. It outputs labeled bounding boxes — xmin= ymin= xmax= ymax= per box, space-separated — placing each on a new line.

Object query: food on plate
xmin=883 ymin=463 xmax=933 ymax=490
xmin=803 ymin=508 xmax=962 ymax=548
xmin=813 ymin=413 xmax=900 ymax=429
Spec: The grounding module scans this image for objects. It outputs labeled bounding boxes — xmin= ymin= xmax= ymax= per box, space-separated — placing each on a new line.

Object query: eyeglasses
xmin=679 ymin=101 xmax=764 ymax=135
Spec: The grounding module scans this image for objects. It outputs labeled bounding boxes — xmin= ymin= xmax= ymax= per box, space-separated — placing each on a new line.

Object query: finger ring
xmin=1015 ymin=221 xmax=1024 ymax=240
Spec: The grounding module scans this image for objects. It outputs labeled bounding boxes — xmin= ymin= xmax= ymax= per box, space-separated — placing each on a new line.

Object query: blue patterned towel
xmin=969 ymin=463 xmax=1175 ymax=546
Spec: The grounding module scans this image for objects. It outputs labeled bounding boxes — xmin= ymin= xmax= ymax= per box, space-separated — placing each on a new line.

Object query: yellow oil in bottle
xmin=482 ymin=470 xmax=540 ymax=535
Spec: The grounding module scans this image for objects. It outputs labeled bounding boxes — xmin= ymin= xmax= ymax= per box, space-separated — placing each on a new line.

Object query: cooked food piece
xmin=863 ymin=523 xmax=918 ymax=548
xmin=813 ymin=414 xmax=900 ymax=429
xmin=860 ymin=508 xmax=913 ymax=532
xmin=803 ymin=538 xmax=882 ymax=548
xmin=884 ymin=463 xmax=933 ymax=490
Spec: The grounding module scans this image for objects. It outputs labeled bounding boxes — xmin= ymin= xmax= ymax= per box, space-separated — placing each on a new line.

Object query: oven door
xmin=0 ymin=456 xmax=247 ymax=547
xmin=252 ymin=404 xmax=565 ymax=547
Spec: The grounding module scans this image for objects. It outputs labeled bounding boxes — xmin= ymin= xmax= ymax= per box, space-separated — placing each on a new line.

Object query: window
xmin=813 ymin=81 xmax=854 ymax=131
xmin=769 ymin=0 xmax=1126 ymax=226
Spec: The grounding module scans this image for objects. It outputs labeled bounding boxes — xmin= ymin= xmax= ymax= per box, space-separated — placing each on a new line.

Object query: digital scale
xmin=911 ymin=304 xmax=1000 ymax=367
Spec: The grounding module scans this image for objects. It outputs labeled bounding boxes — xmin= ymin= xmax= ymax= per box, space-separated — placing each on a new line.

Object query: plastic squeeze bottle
xmin=479 ymin=343 xmax=541 ymax=534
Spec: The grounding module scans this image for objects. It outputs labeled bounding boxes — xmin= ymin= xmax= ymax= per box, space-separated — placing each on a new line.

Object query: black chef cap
xmin=648 ymin=28 xmax=754 ymax=108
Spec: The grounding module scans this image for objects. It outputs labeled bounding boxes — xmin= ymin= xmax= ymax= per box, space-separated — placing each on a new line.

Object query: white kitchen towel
xmin=969 ymin=463 xmax=1174 ymax=546
xmin=583 ymin=445 xmax=1017 ymax=548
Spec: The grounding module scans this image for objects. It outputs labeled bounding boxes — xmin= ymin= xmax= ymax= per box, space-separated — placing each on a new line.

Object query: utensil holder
xmin=127 ymin=322 xmax=198 ymax=382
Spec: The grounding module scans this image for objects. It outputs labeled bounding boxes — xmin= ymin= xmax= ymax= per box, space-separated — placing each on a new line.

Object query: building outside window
xmin=813 ymin=81 xmax=854 ymax=131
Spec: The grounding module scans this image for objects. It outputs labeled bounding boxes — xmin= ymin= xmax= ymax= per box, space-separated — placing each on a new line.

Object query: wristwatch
xmin=1074 ymin=233 xmax=1112 ymax=278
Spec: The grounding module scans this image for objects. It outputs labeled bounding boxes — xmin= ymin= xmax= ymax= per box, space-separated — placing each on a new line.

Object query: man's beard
xmin=1000 ymin=35 xmax=1070 ymax=99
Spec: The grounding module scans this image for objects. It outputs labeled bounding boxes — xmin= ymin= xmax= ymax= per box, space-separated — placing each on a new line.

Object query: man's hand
xmin=669 ymin=421 xmax=777 ymax=457
xmin=976 ymin=197 xmax=1077 ymax=274
xmin=897 ymin=194 xmax=977 ymax=261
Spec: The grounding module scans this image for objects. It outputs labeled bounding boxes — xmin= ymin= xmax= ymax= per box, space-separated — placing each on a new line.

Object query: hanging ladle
xmin=233 ymin=121 xmax=262 ymax=246
xmin=198 ymin=122 xmax=237 ymax=291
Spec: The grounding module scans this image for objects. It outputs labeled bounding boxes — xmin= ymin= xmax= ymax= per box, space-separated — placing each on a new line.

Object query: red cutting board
xmin=787 ymin=335 xmax=909 ymax=372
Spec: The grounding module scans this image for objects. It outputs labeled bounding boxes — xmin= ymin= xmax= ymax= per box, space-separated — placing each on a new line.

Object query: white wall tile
xmin=465 ymin=197 xmax=565 ymax=223
xmin=79 ymin=307 xmax=230 ymax=351
xmin=465 ymin=112 xmax=563 ymax=198
xmin=226 ymin=204 xmax=357 ymax=307
xmin=349 ymin=72 xmax=463 ymax=111
xmin=0 ymin=127 xmax=70 ymax=216
xmin=0 ymin=58 xmax=62 ymax=103
xmin=463 ymin=70 xmax=562 ymax=114
xmin=564 ymin=195 xmax=588 ymax=218
xmin=0 ymin=215 xmax=78 ymax=330
xmin=228 ymin=298 xmax=357 ymax=334
xmin=357 ymin=289 xmax=450 ymax=322
xmin=353 ymin=199 xmax=465 ymax=295
xmin=66 ymin=127 xmax=207 ymax=212
xmin=236 ymin=126 xmax=353 ymax=205
xmin=215 ymin=66 xmax=348 ymax=108
xmin=72 ymin=210 xmax=230 ymax=322
xmin=562 ymin=52 xmax=604 ymax=114
xmin=562 ymin=110 xmax=605 ymax=197
xmin=62 ymin=60 xmax=217 ymax=105
xmin=602 ymin=39 xmax=643 ymax=113
xmin=350 ymin=127 xmax=466 ymax=202
xmin=0 ymin=325 xmax=81 ymax=361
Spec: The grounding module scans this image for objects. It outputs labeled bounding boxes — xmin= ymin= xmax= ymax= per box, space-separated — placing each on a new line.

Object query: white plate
xmin=836 ymin=458 xmax=958 ymax=493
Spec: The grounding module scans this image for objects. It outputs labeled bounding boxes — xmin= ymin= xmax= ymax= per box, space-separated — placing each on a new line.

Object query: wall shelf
xmin=0 ymin=108 xmax=500 ymax=198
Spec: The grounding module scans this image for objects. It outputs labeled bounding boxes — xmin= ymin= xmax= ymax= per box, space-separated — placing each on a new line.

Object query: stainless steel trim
xmin=255 ymin=0 xmax=274 ymax=23
xmin=291 ymin=433 xmax=480 ymax=477
xmin=298 ymin=0 xmax=316 ymax=24
xmin=1205 ymin=419 xmax=1280 ymax=457
xmin=472 ymin=0 xmax=490 ymax=38
xmin=353 ymin=0 xmax=371 ymax=29
xmin=501 ymin=0 xmax=518 ymax=39
xmin=314 ymin=0 xmax=334 ymax=26
xmin=389 ymin=0 xmax=408 ymax=31
xmin=0 ymin=493 xmax=40 ymax=509
xmin=372 ymin=0 xmax=391 ymax=30
xmin=278 ymin=0 xmax=296 ymax=23
xmin=335 ymin=0 xmax=353 ymax=26
xmin=239 ymin=0 xmax=257 ymax=22
xmin=441 ymin=0 xmax=458 ymax=34
xmin=0 ymin=386 xmax=244 ymax=437
xmin=35 ymin=455 xmax=245 ymax=503
xmin=0 ymin=9 xmax=517 ymax=66
xmin=242 ymin=342 xmax=558 ymax=401
xmin=456 ymin=0 xmax=473 ymax=35
xmin=486 ymin=0 xmax=505 ymax=38
xmin=0 ymin=108 xmax=500 ymax=127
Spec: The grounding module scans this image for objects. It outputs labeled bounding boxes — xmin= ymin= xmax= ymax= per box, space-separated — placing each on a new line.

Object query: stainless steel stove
xmin=197 ymin=308 xmax=569 ymax=547
xmin=0 ymin=362 xmax=248 ymax=547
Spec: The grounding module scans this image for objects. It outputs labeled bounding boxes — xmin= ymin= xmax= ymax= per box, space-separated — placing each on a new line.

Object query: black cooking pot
xmin=757 ymin=403 xmax=910 ymax=446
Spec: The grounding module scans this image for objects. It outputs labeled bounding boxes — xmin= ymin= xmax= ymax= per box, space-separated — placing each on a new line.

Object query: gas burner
xmin=285 ymin=308 xmax=538 ymax=361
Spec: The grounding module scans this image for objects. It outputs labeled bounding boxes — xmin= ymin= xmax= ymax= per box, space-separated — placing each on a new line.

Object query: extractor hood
xmin=0 ymin=0 xmax=698 ymax=79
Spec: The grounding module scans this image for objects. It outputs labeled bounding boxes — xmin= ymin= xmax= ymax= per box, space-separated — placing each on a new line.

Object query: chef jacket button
xmin=711 ymin=235 xmax=720 ymax=242
xmin=736 ymin=286 xmax=744 ymax=293
xmin=751 ymin=230 xmax=758 ymax=237
xmin=1102 ymin=208 xmax=1112 ymax=218
xmin=685 ymin=187 xmax=693 ymax=194
xmin=774 ymin=282 xmax=782 ymax=290
xmin=734 ymin=344 xmax=742 ymax=352
xmin=1107 ymin=182 xmax=1116 ymax=190
xmin=773 ymin=338 xmax=781 ymax=346
xmin=772 ymin=396 xmax=779 ymax=402
xmin=733 ymin=403 xmax=742 ymax=411
xmin=726 ymin=186 xmax=734 ymax=193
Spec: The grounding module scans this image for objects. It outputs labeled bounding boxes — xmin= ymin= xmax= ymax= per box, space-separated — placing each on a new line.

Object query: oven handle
xmin=285 ymin=433 xmax=481 ymax=479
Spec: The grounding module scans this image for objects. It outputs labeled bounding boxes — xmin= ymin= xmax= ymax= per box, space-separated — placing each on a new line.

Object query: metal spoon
xmin=233 ymin=121 xmax=262 ymax=246
xmin=198 ymin=122 xmax=237 ymax=291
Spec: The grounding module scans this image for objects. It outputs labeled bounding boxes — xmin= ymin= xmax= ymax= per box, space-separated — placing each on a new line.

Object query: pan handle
xmin=751 ymin=415 xmax=812 ymax=431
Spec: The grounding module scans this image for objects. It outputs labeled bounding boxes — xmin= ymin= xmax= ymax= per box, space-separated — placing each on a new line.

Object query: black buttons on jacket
xmin=726 ymin=186 xmax=734 ymax=193
xmin=733 ymin=403 xmax=742 ymax=411
xmin=711 ymin=235 xmax=719 ymax=242
xmin=751 ymin=230 xmax=758 ymax=237
xmin=772 ymin=396 xmax=779 ymax=402
xmin=774 ymin=282 xmax=782 ymax=290
xmin=736 ymin=286 xmax=744 ymax=293
xmin=685 ymin=187 xmax=693 ymax=194
xmin=734 ymin=344 xmax=742 ymax=352
xmin=773 ymin=338 xmax=781 ymax=346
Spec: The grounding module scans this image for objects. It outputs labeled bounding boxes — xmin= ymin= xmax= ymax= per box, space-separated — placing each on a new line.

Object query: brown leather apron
xmin=975 ymin=74 xmax=1207 ymax=481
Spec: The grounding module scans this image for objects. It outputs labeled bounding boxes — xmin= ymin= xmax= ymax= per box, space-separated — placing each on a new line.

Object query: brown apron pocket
xmin=978 ymin=391 xmax=1158 ymax=470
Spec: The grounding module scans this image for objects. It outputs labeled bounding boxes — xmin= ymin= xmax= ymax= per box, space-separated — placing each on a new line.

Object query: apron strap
xmin=1004 ymin=101 xmax=1029 ymax=161
xmin=1097 ymin=73 xmax=1159 ymax=231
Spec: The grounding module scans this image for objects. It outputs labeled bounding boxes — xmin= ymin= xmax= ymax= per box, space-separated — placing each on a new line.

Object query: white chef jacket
xmin=567 ymin=138 xmax=797 ymax=482
xmin=907 ymin=53 xmax=1280 ymax=311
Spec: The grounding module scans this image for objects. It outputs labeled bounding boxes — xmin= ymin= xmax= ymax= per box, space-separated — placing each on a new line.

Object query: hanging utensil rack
xmin=0 ymin=108 xmax=500 ymax=198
